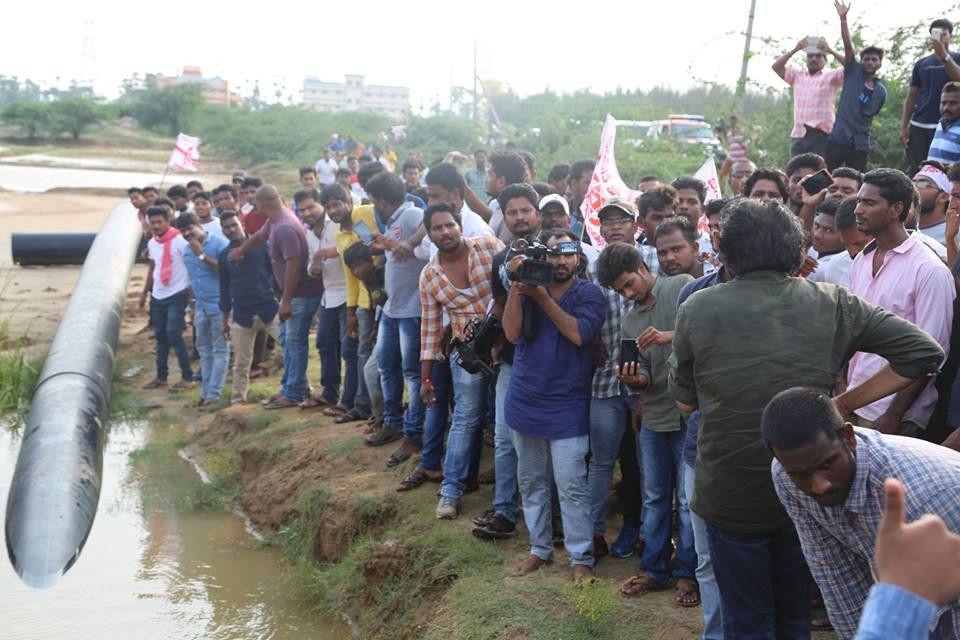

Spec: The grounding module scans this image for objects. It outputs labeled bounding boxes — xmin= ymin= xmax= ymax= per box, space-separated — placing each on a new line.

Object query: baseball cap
xmin=539 ymin=194 xmax=570 ymax=215
xmin=598 ymin=196 xmax=636 ymax=219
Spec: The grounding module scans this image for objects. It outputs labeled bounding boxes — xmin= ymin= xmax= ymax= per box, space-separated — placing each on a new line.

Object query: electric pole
xmin=736 ymin=0 xmax=757 ymax=99
xmin=473 ymin=39 xmax=479 ymax=125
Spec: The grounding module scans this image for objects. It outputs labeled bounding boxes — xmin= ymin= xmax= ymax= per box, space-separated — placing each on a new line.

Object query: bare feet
xmin=513 ymin=555 xmax=551 ymax=575
xmin=573 ymin=564 xmax=596 ymax=583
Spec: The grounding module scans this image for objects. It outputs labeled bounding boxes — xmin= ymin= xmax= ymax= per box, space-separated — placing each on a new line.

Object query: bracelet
xmin=422 ymin=378 xmax=432 ymax=385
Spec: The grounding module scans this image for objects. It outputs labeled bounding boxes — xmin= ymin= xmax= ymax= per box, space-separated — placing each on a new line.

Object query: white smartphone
xmin=805 ymin=36 xmax=821 ymax=54
xmin=353 ymin=220 xmax=374 ymax=245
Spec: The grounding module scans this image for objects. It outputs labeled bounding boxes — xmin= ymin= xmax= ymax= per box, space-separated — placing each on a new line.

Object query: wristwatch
xmin=197 ymin=253 xmax=207 ymax=262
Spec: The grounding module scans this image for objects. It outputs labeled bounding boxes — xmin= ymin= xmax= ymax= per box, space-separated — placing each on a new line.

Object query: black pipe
xmin=4 ymin=201 xmax=142 ymax=588
xmin=11 ymin=233 xmax=98 ymax=266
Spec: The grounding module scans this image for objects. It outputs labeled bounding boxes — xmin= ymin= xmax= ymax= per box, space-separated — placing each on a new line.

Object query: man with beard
xmin=786 ymin=153 xmax=828 ymax=214
xmin=913 ymin=161 xmax=951 ymax=244
xmin=654 ymin=216 xmax=704 ymax=278
xmin=418 ymin=204 xmax=504 ymax=519
xmin=597 ymin=242 xmax=697 ymax=606
xmin=485 ymin=151 xmax=527 ymax=244
xmin=773 ymin=33 xmax=845 ymax=158
xmin=928 ymin=83 xmax=960 ymax=165
xmin=568 ymin=159 xmax=596 ymax=238
xmin=635 ymin=185 xmax=677 ymax=275
xmin=763 ymin=387 xmax=960 ymax=639
xmin=503 ymin=228 xmax=606 ymax=581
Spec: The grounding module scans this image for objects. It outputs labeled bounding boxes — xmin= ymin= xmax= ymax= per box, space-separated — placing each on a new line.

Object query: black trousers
xmin=824 ymin=141 xmax=869 ymax=172
xmin=906 ymin=124 xmax=937 ymax=176
xmin=790 ymin=126 xmax=830 ymax=158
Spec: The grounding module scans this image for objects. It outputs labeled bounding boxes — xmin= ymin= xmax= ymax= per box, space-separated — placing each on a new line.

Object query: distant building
xmin=155 ymin=67 xmax=242 ymax=106
xmin=302 ymin=74 xmax=409 ymax=119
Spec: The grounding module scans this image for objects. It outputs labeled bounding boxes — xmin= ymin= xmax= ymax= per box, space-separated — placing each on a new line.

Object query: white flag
xmin=580 ymin=114 xmax=641 ymax=248
xmin=167 ymin=133 xmax=200 ymax=172
xmin=693 ymin=157 xmax=722 ymax=204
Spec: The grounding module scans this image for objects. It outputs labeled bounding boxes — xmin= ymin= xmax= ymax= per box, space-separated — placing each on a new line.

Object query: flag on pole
xmin=693 ymin=157 xmax=722 ymax=235
xmin=167 ymin=133 xmax=200 ymax=172
xmin=580 ymin=114 xmax=641 ymax=248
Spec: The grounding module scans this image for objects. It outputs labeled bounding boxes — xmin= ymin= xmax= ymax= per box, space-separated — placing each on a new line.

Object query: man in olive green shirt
xmin=596 ymin=243 xmax=697 ymax=604
xmin=668 ymin=198 xmax=944 ymax=639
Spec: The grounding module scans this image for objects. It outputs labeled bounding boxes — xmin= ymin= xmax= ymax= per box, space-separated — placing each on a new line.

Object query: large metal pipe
xmin=12 ymin=233 xmax=98 ymax=266
xmin=4 ymin=201 xmax=142 ymax=588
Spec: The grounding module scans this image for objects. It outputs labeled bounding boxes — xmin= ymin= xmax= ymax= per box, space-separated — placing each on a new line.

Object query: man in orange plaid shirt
xmin=419 ymin=203 xmax=505 ymax=520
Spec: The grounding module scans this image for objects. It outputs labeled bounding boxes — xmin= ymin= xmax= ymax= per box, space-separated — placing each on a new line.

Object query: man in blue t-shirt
xmin=901 ymin=18 xmax=960 ymax=174
xmin=176 ymin=213 xmax=231 ymax=407
xmin=502 ymin=229 xmax=606 ymax=582
xmin=825 ymin=2 xmax=887 ymax=172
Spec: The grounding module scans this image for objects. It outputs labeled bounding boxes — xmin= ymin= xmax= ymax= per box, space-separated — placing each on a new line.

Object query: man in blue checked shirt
xmin=763 ymin=387 xmax=960 ymax=639
xmin=927 ymin=82 xmax=960 ymax=164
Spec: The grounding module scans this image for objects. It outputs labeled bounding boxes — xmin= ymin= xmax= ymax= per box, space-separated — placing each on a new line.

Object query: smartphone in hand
xmin=802 ymin=169 xmax=833 ymax=196
xmin=619 ymin=339 xmax=641 ymax=368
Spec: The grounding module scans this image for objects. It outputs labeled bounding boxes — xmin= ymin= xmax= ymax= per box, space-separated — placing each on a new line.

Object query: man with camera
xmin=418 ymin=204 xmax=504 ymax=519
xmin=471 ymin=183 xmax=544 ymax=540
xmin=502 ymin=228 xmax=606 ymax=580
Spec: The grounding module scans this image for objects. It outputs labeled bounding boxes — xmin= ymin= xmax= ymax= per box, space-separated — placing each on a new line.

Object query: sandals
xmin=263 ymin=395 xmax=298 ymax=410
xmin=387 ymin=441 xmax=421 ymax=468
xmin=142 ymin=378 xmax=167 ymax=390
xmin=335 ymin=407 xmax=371 ymax=424
xmin=299 ymin=396 xmax=331 ymax=410
xmin=323 ymin=404 xmax=350 ymax=417
xmin=675 ymin=578 xmax=701 ymax=608
xmin=364 ymin=428 xmax=402 ymax=447
xmin=620 ymin=574 xmax=669 ymax=597
xmin=396 ymin=468 xmax=442 ymax=492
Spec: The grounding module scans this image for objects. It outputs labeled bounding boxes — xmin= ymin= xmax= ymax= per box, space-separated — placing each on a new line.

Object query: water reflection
xmin=0 ymin=420 xmax=343 ymax=640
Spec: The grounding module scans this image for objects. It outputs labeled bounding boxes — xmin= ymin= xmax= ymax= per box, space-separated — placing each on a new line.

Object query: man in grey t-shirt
xmin=364 ymin=172 xmax=429 ymax=462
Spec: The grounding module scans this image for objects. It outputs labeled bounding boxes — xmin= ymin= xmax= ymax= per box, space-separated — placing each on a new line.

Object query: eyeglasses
xmin=601 ymin=217 xmax=634 ymax=227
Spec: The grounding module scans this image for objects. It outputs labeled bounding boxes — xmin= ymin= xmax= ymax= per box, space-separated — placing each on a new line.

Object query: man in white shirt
xmin=808 ymin=199 xmax=846 ymax=282
xmin=296 ymin=189 xmax=355 ymax=416
xmin=315 ymin=149 xmax=338 ymax=186
xmin=140 ymin=204 xmax=195 ymax=390
xmin=192 ymin=191 xmax=226 ymax=238
xmin=415 ymin=163 xmax=494 ymax=260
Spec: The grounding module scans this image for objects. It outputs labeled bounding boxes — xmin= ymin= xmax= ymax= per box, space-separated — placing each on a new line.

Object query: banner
xmin=694 ymin=157 xmax=722 ymax=204
xmin=167 ymin=133 xmax=200 ymax=172
xmin=580 ymin=114 xmax=641 ymax=248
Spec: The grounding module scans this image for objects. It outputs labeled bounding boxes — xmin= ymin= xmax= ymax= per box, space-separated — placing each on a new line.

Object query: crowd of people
xmin=118 ymin=6 xmax=960 ymax=639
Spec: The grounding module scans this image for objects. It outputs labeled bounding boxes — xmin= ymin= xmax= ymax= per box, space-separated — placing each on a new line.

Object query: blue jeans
xmin=377 ymin=313 xmax=424 ymax=442
xmin=639 ymin=424 xmax=696 ymax=585
xmin=494 ymin=362 xmax=520 ymax=523
xmin=439 ymin=360 xmax=488 ymax=499
xmin=421 ymin=360 xmax=451 ymax=472
xmin=684 ymin=462 xmax=724 ymax=640
xmin=512 ymin=430 xmax=593 ymax=567
xmin=355 ymin=307 xmax=375 ymax=414
xmin=706 ymin=522 xmax=810 ymax=640
xmin=195 ymin=307 xmax=229 ymax=400
xmin=279 ymin=295 xmax=322 ymax=402
xmin=316 ymin=304 xmax=358 ymax=407
xmin=151 ymin=292 xmax=193 ymax=381
xmin=588 ymin=393 xmax=632 ymax=535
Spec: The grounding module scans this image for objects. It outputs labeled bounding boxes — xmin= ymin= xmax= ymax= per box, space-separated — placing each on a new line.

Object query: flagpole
xmin=158 ymin=166 xmax=170 ymax=190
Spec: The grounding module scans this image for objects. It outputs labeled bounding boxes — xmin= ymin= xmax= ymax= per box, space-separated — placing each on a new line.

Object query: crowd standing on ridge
xmin=122 ymin=6 xmax=960 ymax=638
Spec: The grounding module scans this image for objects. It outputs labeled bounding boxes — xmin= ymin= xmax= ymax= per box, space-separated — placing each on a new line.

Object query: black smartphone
xmin=619 ymin=339 xmax=640 ymax=368
xmin=802 ymin=169 xmax=833 ymax=196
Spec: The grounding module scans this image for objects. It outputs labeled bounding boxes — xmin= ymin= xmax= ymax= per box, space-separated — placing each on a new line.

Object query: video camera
xmin=450 ymin=312 xmax=501 ymax=377
xmin=506 ymin=236 xmax=555 ymax=287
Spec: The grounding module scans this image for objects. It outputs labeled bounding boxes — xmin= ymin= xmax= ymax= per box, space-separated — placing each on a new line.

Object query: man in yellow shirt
xmin=321 ymin=184 xmax=378 ymax=424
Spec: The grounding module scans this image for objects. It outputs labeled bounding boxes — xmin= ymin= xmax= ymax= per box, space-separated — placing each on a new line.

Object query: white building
xmin=302 ymin=74 xmax=409 ymax=119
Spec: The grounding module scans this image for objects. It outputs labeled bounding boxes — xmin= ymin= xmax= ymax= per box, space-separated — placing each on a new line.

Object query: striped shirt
xmin=587 ymin=259 xmax=633 ymax=399
xmin=419 ymin=235 xmax=504 ymax=362
xmin=927 ymin=118 xmax=960 ymax=163
xmin=784 ymin=67 xmax=845 ymax=138
xmin=773 ymin=428 xmax=960 ymax=639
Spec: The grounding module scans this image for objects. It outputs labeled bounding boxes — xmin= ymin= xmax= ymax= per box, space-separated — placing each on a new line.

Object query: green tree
xmin=1 ymin=101 xmax=52 ymax=140
xmin=129 ymin=84 xmax=204 ymax=135
xmin=49 ymin=98 xmax=103 ymax=139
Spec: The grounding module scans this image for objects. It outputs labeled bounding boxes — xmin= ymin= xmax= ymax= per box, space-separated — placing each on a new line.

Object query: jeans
xmin=790 ymin=126 xmax=829 ymax=158
xmin=588 ymin=393 xmax=631 ymax=535
xmin=639 ymin=424 xmax=696 ymax=585
xmin=355 ymin=307 xmax=375 ymax=414
xmin=707 ymin=522 xmax=811 ymax=640
xmin=421 ymin=360 xmax=451 ymax=472
xmin=151 ymin=292 xmax=193 ymax=381
xmin=364 ymin=339 xmax=383 ymax=420
xmin=439 ymin=360 xmax=489 ymax=499
xmin=316 ymin=303 xmax=358 ymax=407
xmin=620 ymin=423 xmax=643 ymax=527
xmin=279 ymin=295 xmax=322 ymax=402
xmin=377 ymin=313 xmax=425 ymax=442
xmin=493 ymin=362 xmax=520 ymax=523
xmin=685 ymin=463 xmax=724 ymax=640
xmin=512 ymin=430 xmax=593 ymax=567
xmin=195 ymin=307 xmax=230 ymax=400
xmin=230 ymin=314 xmax=280 ymax=401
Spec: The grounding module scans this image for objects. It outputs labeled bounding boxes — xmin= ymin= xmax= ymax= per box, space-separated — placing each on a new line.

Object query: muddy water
xmin=0 ymin=420 xmax=347 ymax=640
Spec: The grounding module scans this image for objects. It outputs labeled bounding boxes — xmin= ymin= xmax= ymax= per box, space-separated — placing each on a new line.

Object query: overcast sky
xmin=4 ymin=0 xmax=957 ymax=111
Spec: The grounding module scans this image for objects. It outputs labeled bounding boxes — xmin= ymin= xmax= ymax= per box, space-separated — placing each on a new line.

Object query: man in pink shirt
xmin=773 ymin=33 xmax=846 ymax=158
xmin=847 ymin=168 xmax=955 ymax=435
